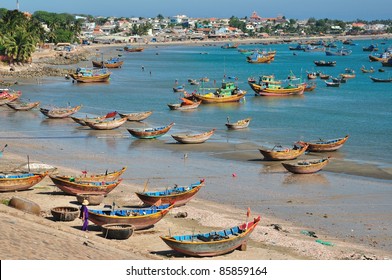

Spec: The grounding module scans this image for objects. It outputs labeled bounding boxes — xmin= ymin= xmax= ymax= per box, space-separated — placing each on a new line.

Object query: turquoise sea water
xmin=1 ymin=38 xmax=392 ymax=252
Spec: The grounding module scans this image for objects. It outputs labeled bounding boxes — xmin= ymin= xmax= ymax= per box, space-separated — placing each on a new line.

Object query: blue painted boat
xmin=160 ymin=216 xmax=261 ymax=257
xmin=325 ymin=48 xmax=352 ymax=56
xmin=88 ymin=203 xmax=174 ymax=230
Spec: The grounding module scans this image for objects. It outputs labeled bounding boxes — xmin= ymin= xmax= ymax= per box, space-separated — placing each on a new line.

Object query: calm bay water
xmin=1 ymin=38 xmax=392 ymax=251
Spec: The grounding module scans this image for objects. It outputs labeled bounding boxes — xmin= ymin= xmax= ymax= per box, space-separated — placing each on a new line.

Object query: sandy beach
xmin=1 ymin=35 xmax=392 ymax=261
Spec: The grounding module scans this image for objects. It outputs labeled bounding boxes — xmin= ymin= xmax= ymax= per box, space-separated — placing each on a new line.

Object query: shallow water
xmin=1 ymin=38 xmax=392 ymax=252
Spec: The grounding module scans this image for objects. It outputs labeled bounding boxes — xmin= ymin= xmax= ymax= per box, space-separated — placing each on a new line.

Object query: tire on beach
xmin=9 ymin=196 xmax=41 ymax=216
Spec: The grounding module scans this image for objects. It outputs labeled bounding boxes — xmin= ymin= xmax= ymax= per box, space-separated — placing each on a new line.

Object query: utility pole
xmin=16 ymin=0 xmax=20 ymax=11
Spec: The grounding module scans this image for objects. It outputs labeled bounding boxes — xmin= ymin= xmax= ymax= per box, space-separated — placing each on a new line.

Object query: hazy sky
xmin=1 ymin=0 xmax=390 ymax=20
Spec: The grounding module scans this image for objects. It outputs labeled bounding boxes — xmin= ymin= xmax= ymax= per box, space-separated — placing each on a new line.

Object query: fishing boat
xmin=253 ymin=81 xmax=305 ymax=97
xmin=0 ymin=89 xmax=22 ymax=105
xmin=325 ymin=81 xmax=340 ymax=87
xmin=187 ymin=79 xmax=200 ymax=85
xmin=6 ymin=100 xmax=40 ymax=111
xmin=318 ymin=73 xmax=330 ymax=80
xmin=304 ymin=83 xmax=316 ymax=92
xmin=190 ymin=82 xmax=247 ymax=104
xmin=0 ymin=172 xmax=48 ymax=192
xmin=168 ymin=99 xmax=201 ymax=111
xmin=55 ymin=167 xmax=127 ymax=182
xmin=304 ymin=45 xmax=325 ymax=52
xmin=221 ymin=43 xmax=239 ymax=49
xmin=173 ymin=85 xmax=185 ymax=92
xmin=258 ymin=142 xmax=309 ymax=161
xmin=84 ymin=117 xmax=128 ymax=130
xmin=307 ymin=72 xmax=317 ymax=79
xmin=127 ymin=122 xmax=175 ymax=139
xmin=370 ymin=76 xmax=392 ymax=83
xmin=71 ymin=115 xmax=107 ymax=126
xmin=314 ymin=60 xmax=336 ymax=67
xmin=225 ymin=118 xmax=251 ymax=130
xmin=298 ymin=135 xmax=349 ymax=152
xmin=49 ymin=175 xmax=122 ymax=195
xmin=360 ymin=66 xmax=375 ymax=73
xmin=124 ymin=46 xmax=144 ymax=52
xmin=281 ymin=157 xmax=330 ymax=174
xmin=69 ymin=68 xmax=111 ymax=83
xmin=135 ymin=179 xmax=205 ymax=206
xmin=368 ymin=51 xmax=391 ymax=62
xmin=118 ymin=111 xmax=152 ymax=121
xmin=289 ymin=43 xmax=306 ymax=51
xmin=362 ymin=44 xmax=378 ymax=52
xmin=87 ymin=203 xmax=174 ymax=230
xmin=331 ymin=77 xmax=347 ymax=84
xmin=92 ymin=57 xmax=124 ymax=68
xmin=325 ymin=48 xmax=352 ymax=56
xmin=381 ymin=57 xmax=392 ymax=67
xmin=160 ymin=216 xmax=261 ymax=257
xmin=246 ymin=52 xmax=275 ymax=64
xmin=40 ymin=105 xmax=82 ymax=119
xmin=339 ymin=68 xmax=356 ymax=79
xmin=171 ymin=129 xmax=215 ymax=144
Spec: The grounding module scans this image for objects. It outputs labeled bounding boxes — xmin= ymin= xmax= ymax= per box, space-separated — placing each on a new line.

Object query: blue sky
xmin=1 ymin=0 xmax=390 ymax=21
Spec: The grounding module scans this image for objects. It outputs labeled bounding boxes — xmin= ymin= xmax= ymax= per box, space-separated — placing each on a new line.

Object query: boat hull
xmin=171 ymin=129 xmax=215 ymax=144
xmin=127 ymin=123 xmax=174 ymax=139
xmin=282 ymin=158 xmax=330 ymax=174
xmin=193 ymin=92 xmax=246 ymax=103
xmin=49 ymin=176 xmax=122 ymax=195
xmin=0 ymin=173 xmax=48 ymax=192
xmin=259 ymin=144 xmax=308 ymax=160
xmin=300 ymin=135 xmax=349 ymax=152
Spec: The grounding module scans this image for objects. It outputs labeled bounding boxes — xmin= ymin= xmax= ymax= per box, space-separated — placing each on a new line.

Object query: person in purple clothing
xmin=80 ymin=199 xmax=89 ymax=231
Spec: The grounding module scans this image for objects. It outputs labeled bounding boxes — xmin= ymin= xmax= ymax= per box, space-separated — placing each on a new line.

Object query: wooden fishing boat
xmin=281 ymin=157 xmax=330 ymax=174
xmin=314 ymin=60 xmax=336 ymax=67
xmin=304 ymin=83 xmax=316 ymax=92
xmin=167 ymin=99 xmax=201 ymax=111
xmin=0 ymin=89 xmax=22 ymax=105
xmin=49 ymin=175 xmax=122 ymax=195
xmin=307 ymin=72 xmax=317 ymax=79
xmin=39 ymin=105 xmax=82 ymax=119
xmin=69 ymin=68 xmax=111 ymax=83
xmin=71 ymin=115 xmax=107 ymax=126
xmin=84 ymin=117 xmax=128 ymax=130
xmin=363 ymin=44 xmax=378 ymax=52
xmin=331 ymin=77 xmax=347 ymax=84
xmin=55 ymin=167 xmax=127 ymax=182
xmin=318 ymin=73 xmax=330 ymax=80
xmin=124 ymin=46 xmax=144 ymax=52
xmin=298 ymin=135 xmax=349 ymax=152
xmin=127 ymin=122 xmax=175 ymax=139
xmin=7 ymin=101 xmax=40 ymax=111
xmin=87 ymin=203 xmax=174 ymax=230
xmin=381 ymin=58 xmax=392 ymax=67
xmin=258 ymin=143 xmax=308 ymax=161
xmin=160 ymin=216 xmax=261 ymax=257
xmin=135 ymin=179 xmax=205 ymax=206
xmin=326 ymin=48 xmax=352 ymax=56
xmin=191 ymin=82 xmax=247 ymax=104
xmin=173 ymin=85 xmax=185 ymax=92
xmin=118 ymin=111 xmax=152 ymax=121
xmin=187 ymin=79 xmax=200 ymax=85
xmin=246 ymin=52 xmax=274 ymax=64
xmin=339 ymin=68 xmax=356 ymax=79
xmin=254 ymin=83 xmax=305 ymax=96
xmin=0 ymin=172 xmax=48 ymax=192
xmin=171 ymin=129 xmax=215 ymax=144
xmin=51 ymin=206 xmax=80 ymax=221
xmin=370 ymin=76 xmax=392 ymax=83
xmin=101 ymin=223 xmax=135 ymax=239
xmin=92 ymin=57 xmax=124 ymax=68
xmin=325 ymin=81 xmax=340 ymax=87
xmin=360 ymin=66 xmax=375 ymax=73
xmin=225 ymin=118 xmax=251 ymax=130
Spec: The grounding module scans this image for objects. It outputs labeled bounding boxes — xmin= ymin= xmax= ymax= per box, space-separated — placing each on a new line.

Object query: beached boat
xmin=55 ymin=167 xmax=127 ymax=182
xmin=69 ymin=68 xmax=111 ymax=83
xmin=127 ymin=122 xmax=175 ymax=139
xmin=281 ymin=157 xmax=330 ymax=174
xmin=160 ymin=216 xmax=261 ymax=257
xmin=370 ymin=76 xmax=392 ymax=83
xmin=171 ymin=129 xmax=215 ymax=144
xmin=325 ymin=81 xmax=340 ymax=87
xmin=40 ymin=105 xmax=82 ymax=119
xmin=88 ymin=203 xmax=174 ymax=230
xmin=71 ymin=115 xmax=108 ymax=126
xmin=225 ymin=118 xmax=251 ymax=130
xmin=84 ymin=117 xmax=128 ymax=130
xmin=168 ymin=99 xmax=201 ymax=111
xmin=314 ymin=60 xmax=336 ymax=67
xmin=258 ymin=143 xmax=309 ymax=161
xmin=0 ymin=89 xmax=22 ymax=105
xmin=0 ymin=172 xmax=48 ymax=192
xmin=298 ymin=135 xmax=349 ymax=152
xmin=135 ymin=180 xmax=205 ymax=206
xmin=118 ymin=111 xmax=152 ymax=121
xmin=92 ymin=57 xmax=124 ymax=68
xmin=190 ymin=82 xmax=247 ymax=104
xmin=7 ymin=100 xmax=40 ymax=111
xmin=49 ymin=175 xmax=122 ymax=195
xmin=124 ymin=46 xmax=144 ymax=52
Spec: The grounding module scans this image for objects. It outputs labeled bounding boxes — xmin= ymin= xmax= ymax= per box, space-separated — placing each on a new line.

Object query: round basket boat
xmin=51 ymin=206 xmax=80 ymax=222
xmin=76 ymin=193 xmax=105 ymax=206
xmin=101 ymin=223 xmax=135 ymax=240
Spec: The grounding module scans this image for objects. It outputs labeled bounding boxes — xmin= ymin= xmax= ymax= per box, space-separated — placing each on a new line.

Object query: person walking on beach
xmin=80 ymin=200 xmax=89 ymax=231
